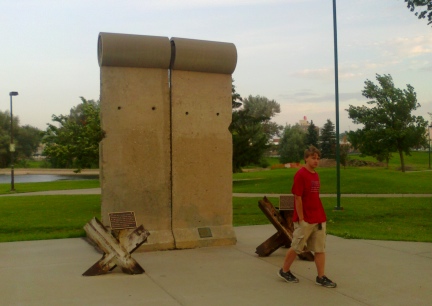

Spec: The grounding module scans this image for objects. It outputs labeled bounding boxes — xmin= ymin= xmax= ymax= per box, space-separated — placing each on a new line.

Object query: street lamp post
xmin=9 ymin=91 xmax=19 ymax=191
xmin=429 ymin=125 xmax=432 ymax=170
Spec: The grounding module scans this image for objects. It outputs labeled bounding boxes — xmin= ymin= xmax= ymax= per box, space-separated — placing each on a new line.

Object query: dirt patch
xmin=348 ymin=159 xmax=384 ymax=167
xmin=319 ymin=159 xmax=337 ymax=167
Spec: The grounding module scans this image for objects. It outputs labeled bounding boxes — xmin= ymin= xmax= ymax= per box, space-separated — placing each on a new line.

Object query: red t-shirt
xmin=291 ymin=167 xmax=326 ymax=223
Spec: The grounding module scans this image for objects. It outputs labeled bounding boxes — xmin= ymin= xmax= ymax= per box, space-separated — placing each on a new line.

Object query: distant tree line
xmin=277 ymin=73 xmax=428 ymax=172
xmin=1 ymin=74 xmax=428 ymax=173
xmin=278 ymin=119 xmax=338 ymax=164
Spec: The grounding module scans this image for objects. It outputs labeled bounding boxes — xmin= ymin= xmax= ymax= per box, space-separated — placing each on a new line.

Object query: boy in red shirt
xmin=277 ymin=146 xmax=337 ymax=288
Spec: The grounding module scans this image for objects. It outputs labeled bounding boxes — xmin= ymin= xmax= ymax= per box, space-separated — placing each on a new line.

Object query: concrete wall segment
xmin=98 ymin=33 xmax=237 ymax=251
xmin=100 ymin=66 xmax=174 ymax=250
xmin=98 ymin=32 xmax=171 ymax=69
xmin=170 ymin=70 xmax=236 ymax=247
xmin=170 ymin=37 xmax=237 ymax=74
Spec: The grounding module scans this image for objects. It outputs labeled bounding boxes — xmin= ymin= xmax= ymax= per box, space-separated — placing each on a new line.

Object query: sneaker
xmin=316 ymin=275 xmax=337 ymax=288
xmin=277 ymin=269 xmax=299 ymax=283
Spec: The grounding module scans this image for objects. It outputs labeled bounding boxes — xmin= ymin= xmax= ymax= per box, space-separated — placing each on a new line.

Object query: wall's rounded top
xmin=98 ymin=32 xmax=171 ymax=68
xmin=170 ymin=37 xmax=237 ymax=74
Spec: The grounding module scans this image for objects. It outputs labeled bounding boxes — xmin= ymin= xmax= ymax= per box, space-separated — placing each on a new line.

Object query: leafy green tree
xmin=279 ymin=124 xmax=306 ymax=163
xmin=0 ymin=111 xmax=42 ymax=167
xmin=16 ymin=125 xmax=43 ymax=161
xmin=320 ymin=119 xmax=336 ymax=159
xmin=232 ymin=79 xmax=243 ymax=109
xmin=306 ymin=120 xmax=319 ymax=148
xmin=339 ymin=143 xmax=351 ymax=169
xmin=230 ymin=94 xmax=281 ymax=172
xmin=347 ymin=74 xmax=428 ymax=172
xmin=348 ymin=129 xmax=394 ymax=167
xmin=43 ymin=97 xmax=103 ymax=170
xmin=405 ymin=0 xmax=432 ymax=26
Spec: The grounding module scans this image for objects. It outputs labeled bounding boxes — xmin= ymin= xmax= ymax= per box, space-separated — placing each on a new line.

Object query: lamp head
xmin=9 ymin=92 xmax=18 ymax=96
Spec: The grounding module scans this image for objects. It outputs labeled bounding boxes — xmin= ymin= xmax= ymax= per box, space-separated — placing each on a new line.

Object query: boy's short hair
xmin=304 ymin=145 xmax=321 ymax=160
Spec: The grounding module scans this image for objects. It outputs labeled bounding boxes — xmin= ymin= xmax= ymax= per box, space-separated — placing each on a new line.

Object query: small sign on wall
xmin=109 ymin=211 xmax=137 ymax=230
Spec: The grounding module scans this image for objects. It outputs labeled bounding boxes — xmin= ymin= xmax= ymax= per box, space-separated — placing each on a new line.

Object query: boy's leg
xmin=282 ymin=247 xmax=297 ymax=272
xmin=308 ymin=222 xmax=337 ymax=288
xmin=278 ymin=247 xmax=299 ymax=283
xmin=285 ymin=221 xmax=313 ymax=272
xmin=314 ymin=252 xmax=325 ymax=277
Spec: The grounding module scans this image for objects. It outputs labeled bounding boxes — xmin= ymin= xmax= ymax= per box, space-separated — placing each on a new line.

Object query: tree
xmin=230 ymin=94 xmax=281 ymax=172
xmin=405 ymin=0 xmax=432 ymax=26
xmin=0 ymin=111 xmax=42 ymax=167
xmin=320 ymin=119 xmax=336 ymax=159
xmin=348 ymin=128 xmax=394 ymax=167
xmin=339 ymin=143 xmax=351 ymax=169
xmin=306 ymin=120 xmax=319 ymax=148
xmin=279 ymin=124 xmax=306 ymax=163
xmin=16 ymin=125 xmax=43 ymax=161
xmin=347 ymin=74 xmax=428 ymax=172
xmin=232 ymin=79 xmax=243 ymax=109
xmin=42 ymin=97 xmax=103 ymax=170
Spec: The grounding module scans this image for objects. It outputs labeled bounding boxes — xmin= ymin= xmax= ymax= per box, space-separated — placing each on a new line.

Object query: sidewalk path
xmin=1 ymin=224 xmax=431 ymax=305
xmin=1 ymin=188 xmax=432 ymax=197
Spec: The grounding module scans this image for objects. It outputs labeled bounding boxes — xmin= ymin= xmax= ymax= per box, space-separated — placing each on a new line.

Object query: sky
xmin=1 ymin=0 xmax=431 ymax=133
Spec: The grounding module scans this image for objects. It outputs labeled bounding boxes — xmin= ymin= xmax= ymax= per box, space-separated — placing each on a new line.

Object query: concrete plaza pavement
xmin=1 ymin=189 xmax=432 ymax=305
xmin=1 ymin=224 xmax=432 ymax=306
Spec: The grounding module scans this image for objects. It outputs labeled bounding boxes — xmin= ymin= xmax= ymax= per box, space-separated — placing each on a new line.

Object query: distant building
xmin=299 ymin=116 xmax=309 ymax=132
xmin=299 ymin=116 xmax=320 ymax=135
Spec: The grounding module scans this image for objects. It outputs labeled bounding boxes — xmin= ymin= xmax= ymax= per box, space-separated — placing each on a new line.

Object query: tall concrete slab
xmin=170 ymin=37 xmax=237 ymax=248
xmin=98 ymin=33 xmax=174 ymax=250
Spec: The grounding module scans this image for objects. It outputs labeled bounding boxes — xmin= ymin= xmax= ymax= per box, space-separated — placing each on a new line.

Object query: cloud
xmin=291 ymin=65 xmax=366 ymax=81
xmin=366 ymin=35 xmax=432 ymax=59
xmin=278 ymin=90 xmax=363 ymax=104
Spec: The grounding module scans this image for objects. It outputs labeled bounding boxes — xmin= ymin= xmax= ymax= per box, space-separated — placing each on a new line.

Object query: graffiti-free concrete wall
xmin=98 ymin=33 xmax=237 ymax=250
xmin=170 ymin=37 xmax=237 ymax=248
xmin=99 ymin=33 xmax=174 ymax=250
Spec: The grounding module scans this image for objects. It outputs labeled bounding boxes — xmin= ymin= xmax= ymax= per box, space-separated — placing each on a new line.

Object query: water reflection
xmin=0 ymin=174 xmax=99 ymax=184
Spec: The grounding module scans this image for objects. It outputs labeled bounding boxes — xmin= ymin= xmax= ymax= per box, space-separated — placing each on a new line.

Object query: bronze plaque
xmin=198 ymin=227 xmax=212 ymax=238
xmin=109 ymin=211 xmax=137 ymax=230
xmin=279 ymin=196 xmax=294 ymax=210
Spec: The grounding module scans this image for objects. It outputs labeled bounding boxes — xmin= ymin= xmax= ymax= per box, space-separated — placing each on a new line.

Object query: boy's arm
xmin=294 ymin=195 xmax=304 ymax=221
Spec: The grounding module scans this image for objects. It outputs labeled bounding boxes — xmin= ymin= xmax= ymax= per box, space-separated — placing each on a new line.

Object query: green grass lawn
xmin=0 ymin=195 xmax=101 ymax=242
xmin=233 ymin=167 xmax=432 ymax=194
xmin=0 ymin=180 xmax=100 ymax=195
xmin=1 ymin=151 xmax=431 ymax=243
xmin=233 ymin=197 xmax=432 ymax=242
xmin=2 ymin=194 xmax=429 ymax=243
xmin=349 ymin=150 xmax=431 ymax=171
xmin=321 ymin=197 xmax=432 ymax=242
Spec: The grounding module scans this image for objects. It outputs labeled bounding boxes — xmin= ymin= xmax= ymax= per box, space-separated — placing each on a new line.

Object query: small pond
xmin=0 ymin=174 xmax=99 ymax=184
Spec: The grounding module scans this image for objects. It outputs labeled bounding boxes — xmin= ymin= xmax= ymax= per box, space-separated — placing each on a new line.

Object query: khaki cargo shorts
xmin=291 ymin=221 xmax=326 ymax=253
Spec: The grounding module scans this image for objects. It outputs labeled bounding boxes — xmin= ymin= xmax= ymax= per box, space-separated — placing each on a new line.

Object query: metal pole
xmin=429 ymin=126 xmax=431 ymax=170
xmin=9 ymin=92 xmax=18 ymax=192
xmin=333 ymin=0 xmax=342 ymax=210
xmin=10 ymin=94 xmax=15 ymax=191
